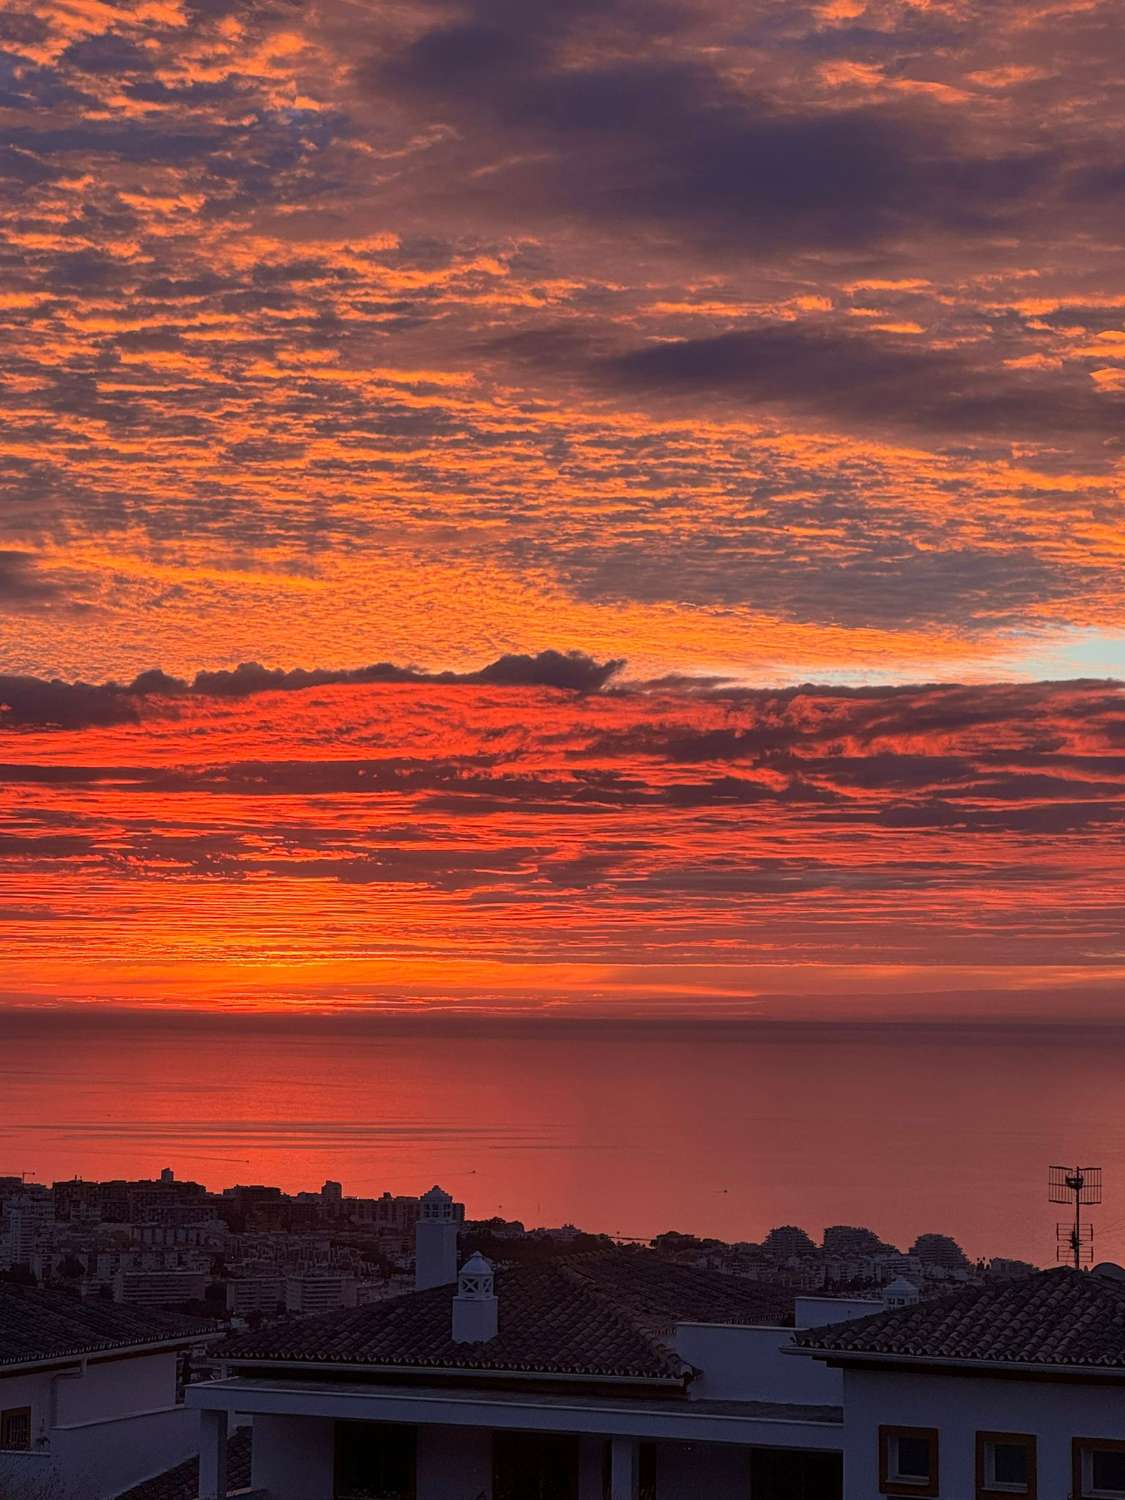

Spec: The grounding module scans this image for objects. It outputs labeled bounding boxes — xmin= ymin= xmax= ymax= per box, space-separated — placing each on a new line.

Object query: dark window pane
xmin=895 ymin=1436 xmax=932 ymax=1480
xmin=991 ymin=1442 xmax=1028 ymax=1487
xmin=752 ymin=1447 xmax=842 ymax=1500
xmin=639 ymin=1441 xmax=657 ymax=1500
xmin=494 ymin=1432 xmax=579 ymax=1500
xmin=0 ymin=1408 xmax=31 ymax=1452
xmin=1092 ymin=1450 xmax=1125 ymax=1493
xmin=334 ymin=1422 xmax=417 ymax=1500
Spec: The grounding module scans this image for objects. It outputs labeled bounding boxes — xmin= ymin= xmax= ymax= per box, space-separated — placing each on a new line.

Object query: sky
xmin=0 ymin=0 xmax=1122 ymax=1020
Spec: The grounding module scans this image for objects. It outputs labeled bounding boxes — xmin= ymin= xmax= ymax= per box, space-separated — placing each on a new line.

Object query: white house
xmin=188 ymin=1228 xmax=859 ymax=1500
xmin=793 ymin=1264 xmax=1125 ymax=1499
xmin=183 ymin=1208 xmax=1125 ymax=1500
xmin=0 ymin=1282 xmax=216 ymax=1499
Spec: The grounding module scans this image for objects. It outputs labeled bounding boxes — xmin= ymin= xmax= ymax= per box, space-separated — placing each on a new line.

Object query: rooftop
xmin=0 ymin=1283 xmax=214 ymax=1369
xmin=794 ymin=1267 xmax=1125 ymax=1370
xmin=218 ymin=1251 xmax=793 ymax=1384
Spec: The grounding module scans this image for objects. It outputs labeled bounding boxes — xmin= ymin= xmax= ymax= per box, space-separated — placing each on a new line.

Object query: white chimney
xmin=452 ymin=1253 xmax=498 ymax=1343
xmin=415 ymin=1185 xmax=459 ymax=1290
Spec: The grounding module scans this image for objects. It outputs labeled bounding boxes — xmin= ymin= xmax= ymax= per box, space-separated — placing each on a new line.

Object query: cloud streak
xmin=0 ymin=650 xmax=623 ymax=728
xmin=0 ymin=670 xmax=1120 ymax=1016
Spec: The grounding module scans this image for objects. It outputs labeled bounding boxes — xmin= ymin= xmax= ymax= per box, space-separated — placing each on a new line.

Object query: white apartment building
xmin=95 ymin=1246 xmax=211 ymax=1285
xmin=285 ymin=1273 xmax=364 ymax=1316
xmin=113 ymin=1267 xmax=209 ymax=1306
xmin=186 ymin=1199 xmax=1125 ymax=1500
xmin=226 ymin=1275 xmax=285 ymax=1318
xmin=132 ymin=1220 xmax=228 ymax=1251
xmin=0 ymin=1282 xmax=215 ymax=1500
xmin=191 ymin=1213 xmax=841 ymax=1500
xmin=2 ymin=1193 xmax=54 ymax=1271
xmin=794 ymin=1265 xmax=1125 ymax=1499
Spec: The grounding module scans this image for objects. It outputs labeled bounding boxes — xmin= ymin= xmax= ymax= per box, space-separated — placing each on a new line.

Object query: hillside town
xmin=0 ymin=1168 xmax=1036 ymax=1332
xmin=1 ymin=1165 xmax=1124 ymax=1500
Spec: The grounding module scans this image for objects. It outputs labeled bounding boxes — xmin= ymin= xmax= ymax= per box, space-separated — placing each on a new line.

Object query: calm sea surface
xmin=4 ymin=1016 xmax=1125 ymax=1266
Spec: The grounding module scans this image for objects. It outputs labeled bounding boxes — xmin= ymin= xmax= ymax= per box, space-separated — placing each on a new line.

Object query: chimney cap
xmin=457 ymin=1253 xmax=496 ymax=1302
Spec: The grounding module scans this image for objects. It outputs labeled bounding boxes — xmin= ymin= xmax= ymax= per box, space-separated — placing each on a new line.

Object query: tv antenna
xmin=1049 ymin=1165 xmax=1102 ymax=1269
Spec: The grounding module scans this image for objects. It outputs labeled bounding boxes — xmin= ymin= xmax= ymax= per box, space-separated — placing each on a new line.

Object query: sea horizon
xmin=6 ymin=1013 xmax=1123 ymax=1268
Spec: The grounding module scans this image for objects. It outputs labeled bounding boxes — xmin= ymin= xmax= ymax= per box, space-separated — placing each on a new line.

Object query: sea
xmin=4 ymin=1013 xmax=1124 ymax=1267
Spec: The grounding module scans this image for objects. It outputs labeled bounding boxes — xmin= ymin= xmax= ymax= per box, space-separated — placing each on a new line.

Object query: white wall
xmin=251 ymin=1413 xmax=335 ymax=1500
xmin=0 ymin=1354 xmax=194 ymax=1500
xmin=56 ymin=1351 xmax=178 ymax=1426
xmin=1 ymin=1353 xmax=180 ymax=1432
xmin=0 ymin=1408 xmax=199 ymax=1500
xmin=795 ymin=1297 xmax=883 ymax=1329
xmin=844 ymin=1366 xmax=1125 ymax=1500
xmin=52 ymin=1405 xmax=199 ymax=1499
xmin=675 ymin=1324 xmax=843 ymax=1405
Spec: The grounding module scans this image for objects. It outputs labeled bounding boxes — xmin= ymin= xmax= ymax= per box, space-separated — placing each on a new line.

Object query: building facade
xmin=0 ymin=1284 xmax=215 ymax=1500
xmin=190 ymin=1232 xmax=855 ymax=1500
xmin=794 ymin=1266 xmax=1125 ymax=1500
xmin=186 ymin=1257 xmax=1125 ymax=1500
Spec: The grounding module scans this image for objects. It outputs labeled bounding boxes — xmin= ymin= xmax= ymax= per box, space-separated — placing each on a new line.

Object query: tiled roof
xmin=218 ymin=1252 xmax=791 ymax=1382
xmin=114 ymin=1427 xmax=252 ymax=1500
xmin=795 ymin=1267 xmax=1125 ymax=1368
xmin=0 ymin=1283 xmax=214 ymax=1367
xmin=566 ymin=1253 xmax=793 ymax=1329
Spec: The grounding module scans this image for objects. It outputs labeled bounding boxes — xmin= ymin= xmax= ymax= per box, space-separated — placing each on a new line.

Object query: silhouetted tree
xmin=910 ymin=1233 xmax=970 ymax=1270
xmin=763 ymin=1225 xmax=817 ymax=1257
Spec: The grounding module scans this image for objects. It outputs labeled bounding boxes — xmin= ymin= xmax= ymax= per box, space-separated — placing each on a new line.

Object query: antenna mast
xmin=1049 ymin=1165 xmax=1102 ymax=1268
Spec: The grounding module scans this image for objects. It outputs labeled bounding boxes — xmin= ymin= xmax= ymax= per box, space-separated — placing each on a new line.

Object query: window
xmin=879 ymin=1427 xmax=939 ymax=1498
xmin=1074 ymin=1439 xmax=1125 ymax=1500
xmin=751 ymin=1447 xmax=844 ymax=1500
xmin=0 ymin=1407 xmax=31 ymax=1452
xmin=334 ymin=1422 xmax=416 ymax=1500
xmin=976 ymin=1431 xmax=1036 ymax=1499
xmin=493 ymin=1432 xmax=578 ymax=1500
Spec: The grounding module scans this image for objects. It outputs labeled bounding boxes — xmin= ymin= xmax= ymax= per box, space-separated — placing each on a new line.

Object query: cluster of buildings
xmin=4 ymin=1167 xmax=1037 ymax=1346
xmin=0 ymin=1173 xmax=462 ymax=1322
xmin=4 ymin=1185 xmax=1125 ymax=1500
xmin=647 ymin=1223 xmax=1036 ymax=1297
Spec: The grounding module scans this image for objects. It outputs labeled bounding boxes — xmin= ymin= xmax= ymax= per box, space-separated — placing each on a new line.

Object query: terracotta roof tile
xmin=219 ymin=1251 xmax=790 ymax=1382
xmin=0 ymin=1284 xmax=214 ymax=1367
xmin=794 ymin=1267 xmax=1125 ymax=1368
